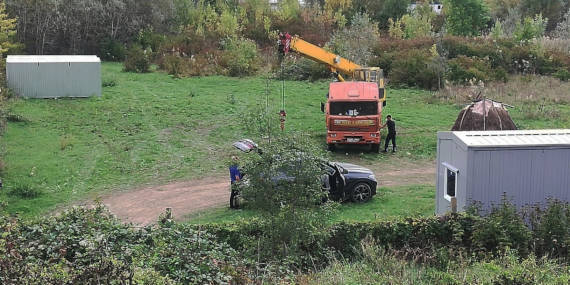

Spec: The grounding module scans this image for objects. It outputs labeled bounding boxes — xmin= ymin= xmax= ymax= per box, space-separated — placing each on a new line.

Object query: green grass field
xmin=2 ymin=62 xmax=569 ymax=218
xmin=186 ymin=184 xmax=435 ymax=224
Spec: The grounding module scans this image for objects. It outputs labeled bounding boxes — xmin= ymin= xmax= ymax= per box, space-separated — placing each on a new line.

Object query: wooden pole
xmin=451 ymin=197 xmax=457 ymax=213
xmin=483 ymin=96 xmax=486 ymax=130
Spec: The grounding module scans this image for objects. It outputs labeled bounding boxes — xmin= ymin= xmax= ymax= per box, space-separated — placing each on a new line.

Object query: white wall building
xmin=6 ymin=55 xmax=101 ymax=99
xmin=409 ymin=2 xmax=443 ymax=15
xmin=436 ymin=130 xmax=570 ymax=215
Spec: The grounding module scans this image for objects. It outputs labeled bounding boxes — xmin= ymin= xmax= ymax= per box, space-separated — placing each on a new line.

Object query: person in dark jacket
xmin=229 ymin=156 xmax=242 ymax=209
xmin=381 ymin=115 xmax=397 ymax=153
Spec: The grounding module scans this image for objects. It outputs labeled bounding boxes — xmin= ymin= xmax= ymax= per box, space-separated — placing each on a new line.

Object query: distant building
xmin=409 ymin=2 xmax=443 ymax=15
xmin=6 ymin=55 xmax=101 ymax=98
xmin=436 ymin=130 xmax=570 ymax=215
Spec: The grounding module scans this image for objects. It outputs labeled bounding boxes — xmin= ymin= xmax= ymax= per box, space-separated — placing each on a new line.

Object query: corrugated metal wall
xmin=6 ymin=58 xmax=101 ymax=98
xmin=436 ymin=134 xmax=469 ymax=215
xmin=469 ymin=147 xmax=570 ymax=211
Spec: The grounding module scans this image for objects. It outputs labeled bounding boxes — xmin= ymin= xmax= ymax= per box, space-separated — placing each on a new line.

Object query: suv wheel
xmin=351 ymin=182 xmax=372 ymax=203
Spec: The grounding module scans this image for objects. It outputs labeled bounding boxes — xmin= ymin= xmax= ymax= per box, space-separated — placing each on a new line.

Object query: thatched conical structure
xmin=452 ymin=99 xmax=516 ymax=131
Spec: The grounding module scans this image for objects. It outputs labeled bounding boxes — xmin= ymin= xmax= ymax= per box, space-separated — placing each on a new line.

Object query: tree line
xmin=3 ymin=0 xmax=569 ymax=57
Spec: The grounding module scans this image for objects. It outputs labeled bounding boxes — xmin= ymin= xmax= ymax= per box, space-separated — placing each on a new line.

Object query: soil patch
xmin=103 ymin=177 xmax=229 ymax=225
xmin=103 ymin=157 xmax=435 ymax=225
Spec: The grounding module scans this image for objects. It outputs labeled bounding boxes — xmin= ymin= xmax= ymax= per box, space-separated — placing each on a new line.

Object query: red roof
xmin=328 ymin=82 xmax=379 ymax=101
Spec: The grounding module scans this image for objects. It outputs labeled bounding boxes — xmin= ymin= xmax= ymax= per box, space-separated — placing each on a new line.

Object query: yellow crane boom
xmin=288 ymin=36 xmax=360 ymax=82
xmin=279 ymin=33 xmax=386 ymax=102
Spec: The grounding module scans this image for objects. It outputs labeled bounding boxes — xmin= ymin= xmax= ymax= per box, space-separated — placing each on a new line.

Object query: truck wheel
xmin=371 ymin=144 xmax=380 ymax=153
xmin=327 ymin=143 xmax=336 ymax=151
xmin=350 ymin=182 xmax=372 ymax=203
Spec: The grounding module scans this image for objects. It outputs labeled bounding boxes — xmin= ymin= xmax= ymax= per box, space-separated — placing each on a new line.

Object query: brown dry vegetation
xmin=538 ymin=38 xmax=570 ymax=54
xmin=432 ymin=75 xmax=570 ymax=105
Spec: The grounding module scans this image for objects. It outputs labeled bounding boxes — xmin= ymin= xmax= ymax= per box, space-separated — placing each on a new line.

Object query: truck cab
xmin=324 ymin=82 xmax=382 ymax=152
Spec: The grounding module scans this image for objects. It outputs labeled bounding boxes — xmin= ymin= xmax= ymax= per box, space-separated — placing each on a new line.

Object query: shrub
xmin=443 ymin=0 xmax=491 ymax=37
xmin=446 ymin=55 xmax=507 ymax=83
xmin=514 ymin=14 xmax=548 ymax=42
xmin=471 ymin=198 xmax=532 ymax=257
xmin=280 ymin=56 xmax=330 ymax=81
xmin=237 ymin=134 xmax=338 ymax=264
xmin=123 ymin=46 xmax=151 ymax=73
xmin=160 ymin=55 xmax=188 ymax=78
xmin=8 ymin=183 xmax=42 ymax=199
xmin=99 ymin=38 xmax=126 ymax=62
xmin=102 ymin=79 xmax=117 ymax=87
xmin=0 ymin=206 xmax=247 ymax=284
xmin=137 ymin=28 xmax=165 ymax=56
xmin=328 ymin=13 xmax=380 ymax=65
xmin=144 ymin=222 xmax=245 ymax=284
xmin=389 ymin=49 xmax=440 ymax=89
xmin=220 ymin=37 xmax=259 ymax=77
xmin=553 ymin=69 xmax=570 ymax=81
xmin=526 ymin=200 xmax=570 ymax=259
xmin=5 ymin=113 xmax=28 ymax=123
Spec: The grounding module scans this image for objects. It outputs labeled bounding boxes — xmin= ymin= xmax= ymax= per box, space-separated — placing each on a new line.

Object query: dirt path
xmin=103 ymin=158 xmax=435 ymax=225
xmin=103 ymin=177 xmax=230 ymax=225
xmin=362 ymin=158 xmax=435 ymax=187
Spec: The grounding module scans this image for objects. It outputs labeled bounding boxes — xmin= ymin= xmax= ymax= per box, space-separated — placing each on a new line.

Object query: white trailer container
xmin=436 ymin=129 xmax=570 ymax=215
xmin=6 ymin=55 xmax=101 ymax=98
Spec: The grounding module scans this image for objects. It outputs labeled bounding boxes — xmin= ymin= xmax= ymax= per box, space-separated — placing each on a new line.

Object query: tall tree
xmin=484 ymin=0 xmax=522 ymax=20
xmin=0 ymin=1 xmax=18 ymax=56
xmin=444 ymin=0 xmax=491 ymax=36
xmin=378 ymin=0 xmax=411 ymax=29
xmin=521 ymin=0 xmax=565 ymax=31
xmin=5 ymin=0 xmax=174 ymax=55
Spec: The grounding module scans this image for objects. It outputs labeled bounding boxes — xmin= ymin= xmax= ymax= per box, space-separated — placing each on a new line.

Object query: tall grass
xmin=431 ymin=75 xmax=570 ymax=123
xmin=539 ymin=37 xmax=570 ymax=54
xmin=302 ymin=239 xmax=570 ymax=284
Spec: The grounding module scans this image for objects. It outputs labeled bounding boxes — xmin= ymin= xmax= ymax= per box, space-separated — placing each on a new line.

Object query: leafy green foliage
xmin=238 ymin=134 xmax=338 ymax=264
xmin=141 ymin=222 xmax=246 ymax=284
xmin=471 ymin=198 xmax=532 ymax=256
xmin=221 ymin=37 xmax=259 ymax=77
xmin=202 ymin=199 xmax=570 ymax=264
xmin=160 ymin=55 xmax=188 ymax=78
xmin=0 ymin=206 xmax=246 ymax=284
xmin=447 ymin=55 xmax=507 ymax=83
xmin=521 ymin=0 xmax=566 ymax=31
xmin=328 ymin=12 xmax=380 ymax=65
xmin=378 ymin=0 xmax=412 ymax=29
xmin=0 ymin=1 xmax=17 ymax=56
xmin=7 ymin=182 xmax=41 ymax=199
xmin=554 ymin=68 xmax=570 ymax=81
xmin=526 ymin=200 xmax=570 ymax=259
xmin=99 ymin=38 xmax=126 ymax=62
xmin=490 ymin=20 xmax=505 ymax=39
xmin=390 ymin=3 xmax=436 ymax=39
xmin=514 ymin=14 xmax=548 ymax=42
xmin=305 ymin=246 xmax=570 ymax=284
xmin=280 ymin=56 xmax=331 ymax=81
xmin=388 ymin=49 xmax=440 ymax=89
xmin=123 ymin=46 xmax=151 ymax=73
xmin=444 ymin=0 xmax=491 ymax=36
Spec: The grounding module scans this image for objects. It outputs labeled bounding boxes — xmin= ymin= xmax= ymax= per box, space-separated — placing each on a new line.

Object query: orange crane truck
xmin=279 ymin=33 xmax=387 ymax=152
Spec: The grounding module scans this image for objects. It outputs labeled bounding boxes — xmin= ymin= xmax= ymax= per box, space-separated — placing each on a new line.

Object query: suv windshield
xmin=330 ymin=101 xmax=377 ymax=116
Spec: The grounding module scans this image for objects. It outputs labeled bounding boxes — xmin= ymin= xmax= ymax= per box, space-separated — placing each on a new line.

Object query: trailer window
xmin=330 ymin=102 xmax=377 ymax=116
xmin=443 ymin=166 xmax=458 ymax=202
